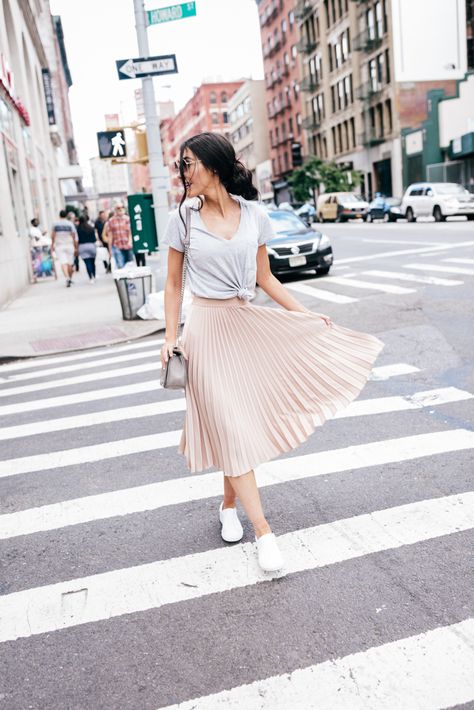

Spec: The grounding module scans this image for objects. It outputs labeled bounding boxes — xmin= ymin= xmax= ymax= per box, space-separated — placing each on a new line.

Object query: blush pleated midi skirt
xmin=179 ymin=296 xmax=384 ymax=477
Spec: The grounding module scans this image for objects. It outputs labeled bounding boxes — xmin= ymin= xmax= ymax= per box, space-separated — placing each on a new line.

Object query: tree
xmin=289 ymin=158 xmax=362 ymax=204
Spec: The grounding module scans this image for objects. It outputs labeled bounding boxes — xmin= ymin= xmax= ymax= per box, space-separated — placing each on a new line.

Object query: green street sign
xmin=147 ymin=2 xmax=196 ymax=26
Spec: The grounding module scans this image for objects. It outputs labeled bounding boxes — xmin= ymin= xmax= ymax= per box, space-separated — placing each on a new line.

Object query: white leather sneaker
xmin=219 ymin=502 xmax=243 ymax=543
xmin=256 ymin=533 xmax=284 ymax=572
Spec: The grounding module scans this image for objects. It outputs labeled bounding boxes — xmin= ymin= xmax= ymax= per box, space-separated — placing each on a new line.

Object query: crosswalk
xmin=1 ymin=332 xmax=473 ymax=708
xmin=283 ymin=244 xmax=474 ymax=307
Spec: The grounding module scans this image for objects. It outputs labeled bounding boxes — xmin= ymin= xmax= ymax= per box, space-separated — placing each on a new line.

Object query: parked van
xmin=317 ymin=193 xmax=369 ymax=222
xmin=401 ymin=182 xmax=474 ymax=222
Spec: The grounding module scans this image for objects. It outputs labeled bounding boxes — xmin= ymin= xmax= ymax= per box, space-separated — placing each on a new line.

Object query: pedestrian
xmin=161 ymin=133 xmax=383 ymax=573
xmin=51 ymin=209 xmax=78 ymax=287
xmin=106 ymin=203 xmax=134 ymax=269
xmin=29 ymin=218 xmax=48 ymax=247
xmin=94 ymin=210 xmax=111 ymax=273
xmin=77 ymin=215 xmax=97 ymax=282
xmin=65 ymin=211 xmax=80 ymax=272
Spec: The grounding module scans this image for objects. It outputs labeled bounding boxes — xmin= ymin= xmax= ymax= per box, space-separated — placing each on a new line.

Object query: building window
xmin=223 ymin=111 xmax=229 ymax=123
xmin=281 ymin=18 xmax=287 ymax=35
xmin=385 ymin=49 xmax=391 ymax=83
xmin=350 ymin=117 xmax=356 ymax=147
xmin=291 ymin=44 xmax=297 ymax=60
xmin=332 ymin=126 xmax=337 ymax=154
xmin=323 ymin=135 xmax=328 ymax=158
xmin=385 ymin=98 xmax=392 ymax=132
xmin=221 ymin=91 xmax=228 ymax=103
xmin=211 ymin=113 xmax=219 ymax=124
xmin=296 ymin=112 xmax=302 ymax=135
xmin=284 ymin=151 xmax=289 ymax=171
xmin=288 ymin=10 xmax=294 ymax=28
xmin=210 ymin=91 xmax=217 ymax=103
xmin=338 ymin=123 xmax=343 ymax=152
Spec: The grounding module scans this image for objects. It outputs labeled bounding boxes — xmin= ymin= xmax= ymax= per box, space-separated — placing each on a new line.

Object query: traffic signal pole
xmin=133 ymin=0 xmax=170 ymax=285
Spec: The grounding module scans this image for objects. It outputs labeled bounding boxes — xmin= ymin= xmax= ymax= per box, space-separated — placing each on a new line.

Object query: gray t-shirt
xmin=162 ymin=195 xmax=275 ymax=300
xmin=52 ymin=218 xmax=77 ymax=246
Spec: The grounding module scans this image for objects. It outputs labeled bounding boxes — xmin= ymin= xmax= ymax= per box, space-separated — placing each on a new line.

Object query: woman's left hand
xmin=292 ymin=306 xmax=331 ymax=326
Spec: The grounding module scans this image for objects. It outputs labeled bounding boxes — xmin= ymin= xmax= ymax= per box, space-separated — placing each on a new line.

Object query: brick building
xmin=256 ymin=0 xmax=305 ymax=203
xmin=160 ymin=81 xmax=243 ymax=206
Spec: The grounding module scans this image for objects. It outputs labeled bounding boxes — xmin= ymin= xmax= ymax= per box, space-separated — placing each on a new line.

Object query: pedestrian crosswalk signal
xmin=291 ymin=141 xmax=303 ymax=167
xmin=97 ymin=130 xmax=127 ymax=159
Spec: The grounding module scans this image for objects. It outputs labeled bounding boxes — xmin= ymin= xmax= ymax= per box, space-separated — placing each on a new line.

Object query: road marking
xmin=0 ymin=379 xmax=163 ymax=417
xmin=285 ymin=282 xmax=358 ymax=304
xmin=0 ymin=337 xmax=163 ymax=375
xmin=362 ymin=269 xmax=463 ymax=286
xmin=162 ymin=619 xmax=474 ymax=710
xmin=442 ymin=257 xmax=474 ymax=265
xmin=0 ymin=363 xmax=417 ymax=417
xmin=336 ymin=240 xmax=474 ymax=265
xmin=0 ymin=361 xmax=159 ymax=399
xmin=326 ymin=277 xmax=416 ymax=295
xmin=369 ymin=363 xmax=419 ymax=379
xmin=5 ymin=348 xmax=162 ymax=382
xmin=404 ymin=263 xmax=474 ymax=276
xmin=0 ymin=490 xmax=472 ymax=642
xmin=362 ymin=239 xmax=447 ymax=246
xmin=1 ymin=428 xmax=472 ymax=539
xmin=0 ymin=386 xmax=468 ymax=442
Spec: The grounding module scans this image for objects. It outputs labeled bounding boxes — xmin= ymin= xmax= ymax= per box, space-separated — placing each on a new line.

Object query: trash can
xmin=113 ymin=266 xmax=153 ymax=320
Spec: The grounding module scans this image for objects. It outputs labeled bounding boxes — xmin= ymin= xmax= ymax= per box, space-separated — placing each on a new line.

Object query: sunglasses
xmin=173 ymin=158 xmax=202 ymax=174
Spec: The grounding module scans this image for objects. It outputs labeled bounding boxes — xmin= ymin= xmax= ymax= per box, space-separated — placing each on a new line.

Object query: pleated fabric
xmin=179 ymin=296 xmax=384 ymax=477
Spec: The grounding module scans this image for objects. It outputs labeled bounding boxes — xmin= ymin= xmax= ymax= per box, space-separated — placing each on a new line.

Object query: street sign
xmin=116 ymin=55 xmax=178 ymax=81
xmin=97 ymin=130 xmax=127 ymax=159
xmin=147 ymin=2 xmax=196 ymax=26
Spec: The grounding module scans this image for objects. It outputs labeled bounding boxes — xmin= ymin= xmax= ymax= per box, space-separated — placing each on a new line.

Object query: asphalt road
xmin=0 ymin=220 xmax=473 ymax=709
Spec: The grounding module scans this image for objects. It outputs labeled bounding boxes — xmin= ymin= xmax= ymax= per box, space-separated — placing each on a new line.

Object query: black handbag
xmin=160 ymin=206 xmax=190 ymax=389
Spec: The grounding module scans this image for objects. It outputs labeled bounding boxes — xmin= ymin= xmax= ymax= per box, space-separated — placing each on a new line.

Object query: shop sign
xmin=0 ymin=53 xmax=30 ymax=126
xmin=41 ymin=68 xmax=56 ymax=126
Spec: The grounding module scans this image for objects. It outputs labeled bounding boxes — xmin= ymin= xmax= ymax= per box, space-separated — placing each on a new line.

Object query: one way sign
xmin=116 ymin=54 xmax=178 ymax=80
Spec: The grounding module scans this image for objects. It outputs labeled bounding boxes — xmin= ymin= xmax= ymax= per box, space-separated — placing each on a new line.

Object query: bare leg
xmin=226 ymin=470 xmax=271 ymax=538
xmin=223 ymin=474 xmax=236 ymax=509
xmin=61 ymin=264 xmax=69 ymax=280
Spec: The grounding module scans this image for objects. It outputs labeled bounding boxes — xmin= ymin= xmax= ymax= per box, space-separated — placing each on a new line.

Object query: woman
xmin=161 ymin=133 xmax=383 ymax=573
xmin=77 ymin=215 xmax=97 ymax=282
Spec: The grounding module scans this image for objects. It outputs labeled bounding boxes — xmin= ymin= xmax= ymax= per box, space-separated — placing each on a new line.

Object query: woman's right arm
xmin=161 ymin=247 xmax=184 ymax=367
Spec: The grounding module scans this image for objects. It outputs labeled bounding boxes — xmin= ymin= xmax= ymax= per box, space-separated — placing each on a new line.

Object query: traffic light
xmin=135 ymin=131 xmax=148 ymax=162
xmin=97 ymin=130 xmax=127 ymax=159
xmin=291 ymin=141 xmax=303 ymax=167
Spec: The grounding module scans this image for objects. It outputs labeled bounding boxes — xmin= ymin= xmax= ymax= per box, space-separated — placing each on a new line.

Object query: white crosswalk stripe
xmin=0 ymin=337 xmax=164 ymax=374
xmin=1 ymin=491 xmax=473 ymax=643
xmin=362 ymin=269 xmax=463 ymax=286
xmin=325 ymin=276 xmax=416 ymax=295
xmin=1 ymin=341 xmax=473 ymax=707
xmin=5 ymin=347 xmax=163 ymax=382
xmin=442 ymin=257 xmax=474 ymax=265
xmin=404 ymin=263 xmax=474 ymax=276
xmin=0 ymin=363 xmax=418 ymax=417
xmin=0 ymin=386 xmax=468 ymax=442
xmin=1 ymin=428 xmax=472 ymax=540
xmin=162 ymin=619 xmax=474 ymax=710
xmin=285 ymin=281 xmax=358 ymax=304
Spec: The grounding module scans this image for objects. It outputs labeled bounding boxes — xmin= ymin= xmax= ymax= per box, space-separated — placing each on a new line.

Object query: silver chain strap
xmin=175 ymin=206 xmax=190 ymax=344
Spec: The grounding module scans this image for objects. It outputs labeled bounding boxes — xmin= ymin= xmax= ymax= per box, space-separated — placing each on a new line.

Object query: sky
xmin=49 ymin=0 xmax=265 ymax=181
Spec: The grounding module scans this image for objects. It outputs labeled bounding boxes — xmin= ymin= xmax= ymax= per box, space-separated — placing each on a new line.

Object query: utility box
xmin=127 ymin=193 xmax=158 ymax=254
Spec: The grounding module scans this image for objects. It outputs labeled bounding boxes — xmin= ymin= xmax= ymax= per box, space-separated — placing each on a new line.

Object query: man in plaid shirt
xmin=106 ymin=204 xmax=134 ymax=268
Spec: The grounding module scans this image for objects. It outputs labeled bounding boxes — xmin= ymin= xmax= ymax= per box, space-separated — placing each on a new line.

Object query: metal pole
xmin=133 ymin=0 xmax=169 ymax=286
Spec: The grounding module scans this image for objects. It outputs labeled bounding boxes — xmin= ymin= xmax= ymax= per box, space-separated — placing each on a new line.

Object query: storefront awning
xmin=449 ymin=132 xmax=474 ymax=159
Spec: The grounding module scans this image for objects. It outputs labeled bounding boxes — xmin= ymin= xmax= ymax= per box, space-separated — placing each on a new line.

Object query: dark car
xmin=367 ymin=196 xmax=403 ymax=222
xmin=265 ymin=209 xmax=333 ymax=276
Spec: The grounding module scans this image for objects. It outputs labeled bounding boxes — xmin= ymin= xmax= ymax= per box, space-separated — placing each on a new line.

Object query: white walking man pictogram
xmin=111 ymin=131 xmax=126 ymax=157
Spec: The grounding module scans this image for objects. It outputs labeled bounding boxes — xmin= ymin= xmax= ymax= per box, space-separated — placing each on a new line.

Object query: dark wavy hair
xmin=177 ymin=132 xmax=258 ymax=216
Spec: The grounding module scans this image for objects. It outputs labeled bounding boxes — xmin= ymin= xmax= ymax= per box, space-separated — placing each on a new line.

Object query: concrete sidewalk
xmin=0 ymin=257 xmax=165 ymax=360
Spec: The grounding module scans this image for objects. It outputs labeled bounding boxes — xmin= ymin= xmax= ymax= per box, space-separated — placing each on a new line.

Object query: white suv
xmin=401 ymin=182 xmax=474 ymax=222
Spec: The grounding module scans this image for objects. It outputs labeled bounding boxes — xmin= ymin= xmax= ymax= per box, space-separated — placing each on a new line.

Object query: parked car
xmin=295 ymin=202 xmax=317 ymax=226
xmin=265 ymin=208 xmax=333 ymax=276
xmin=317 ymin=192 xmax=370 ymax=222
xmin=367 ymin=195 xmax=403 ymax=222
xmin=401 ymin=182 xmax=474 ymax=222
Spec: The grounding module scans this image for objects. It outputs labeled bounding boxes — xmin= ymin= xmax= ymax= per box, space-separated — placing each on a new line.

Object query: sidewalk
xmin=0 ymin=257 xmax=165 ymax=360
